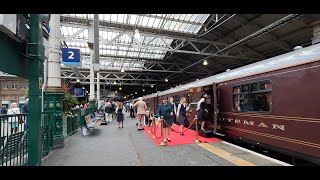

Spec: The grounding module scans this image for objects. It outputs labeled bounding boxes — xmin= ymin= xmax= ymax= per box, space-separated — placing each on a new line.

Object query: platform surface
xmin=42 ymin=116 xmax=290 ymax=166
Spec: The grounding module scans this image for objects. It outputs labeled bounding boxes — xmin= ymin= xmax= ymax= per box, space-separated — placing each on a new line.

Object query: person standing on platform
xmin=125 ymin=102 xmax=130 ymax=117
xmin=105 ymin=102 xmax=113 ymax=123
xmin=157 ymin=99 xmax=173 ymax=143
xmin=169 ymin=97 xmax=177 ymax=129
xmin=21 ymin=98 xmax=29 ymax=129
xmin=116 ymin=102 xmax=125 ymax=128
xmin=7 ymin=103 xmax=21 ymax=134
xmin=130 ymin=102 xmax=135 ymax=118
xmin=1 ymin=105 xmax=7 ymax=114
xmin=111 ymin=101 xmax=116 ymax=121
xmin=197 ymin=93 xmax=208 ymax=131
xmin=133 ymin=97 xmax=147 ymax=131
xmin=176 ymin=97 xmax=190 ymax=136
xmin=144 ymin=110 xmax=151 ymax=126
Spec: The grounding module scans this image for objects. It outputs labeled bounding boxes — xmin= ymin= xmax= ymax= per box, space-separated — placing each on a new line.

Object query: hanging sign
xmin=62 ymin=48 xmax=81 ymax=67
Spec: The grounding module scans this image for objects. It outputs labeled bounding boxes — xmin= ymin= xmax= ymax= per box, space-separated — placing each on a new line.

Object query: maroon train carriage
xmin=141 ymin=43 xmax=320 ymax=165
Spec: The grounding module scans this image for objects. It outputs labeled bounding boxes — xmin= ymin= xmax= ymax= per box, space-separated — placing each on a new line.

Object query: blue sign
xmin=74 ymin=88 xmax=85 ymax=97
xmin=62 ymin=48 xmax=81 ymax=67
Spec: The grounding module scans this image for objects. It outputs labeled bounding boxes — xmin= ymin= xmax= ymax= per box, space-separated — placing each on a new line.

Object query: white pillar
xmin=47 ymin=14 xmax=61 ymax=89
xmin=89 ymin=50 xmax=95 ymax=100
xmin=97 ymin=72 xmax=100 ymax=100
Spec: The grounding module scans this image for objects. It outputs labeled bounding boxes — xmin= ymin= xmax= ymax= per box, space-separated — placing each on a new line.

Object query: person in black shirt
xmin=197 ymin=93 xmax=208 ymax=131
xmin=116 ymin=102 xmax=125 ymax=128
xmin=177 ymin=97 xmax=190 ymax=136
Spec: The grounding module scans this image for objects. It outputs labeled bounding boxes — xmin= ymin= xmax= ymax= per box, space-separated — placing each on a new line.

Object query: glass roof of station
xmin=60 ymin=14 xmax=210 ymax=70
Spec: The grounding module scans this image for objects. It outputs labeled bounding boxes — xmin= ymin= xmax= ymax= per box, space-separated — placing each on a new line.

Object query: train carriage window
xmin=233 ymin=81 xmax=272 ymax=113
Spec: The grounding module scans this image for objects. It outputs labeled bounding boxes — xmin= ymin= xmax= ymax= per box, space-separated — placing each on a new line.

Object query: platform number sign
xmin=62 ymin=48 xmax=81 ymax=67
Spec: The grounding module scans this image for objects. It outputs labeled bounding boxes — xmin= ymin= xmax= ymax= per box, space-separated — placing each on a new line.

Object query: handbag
xmin=12 ymin=109 xmax=24 ymax=124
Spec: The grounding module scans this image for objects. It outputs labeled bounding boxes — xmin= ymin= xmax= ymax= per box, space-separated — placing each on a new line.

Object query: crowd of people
xmin=94 ymin=93 xmax=209 ymax=144
xmin=0 ymin=93 xmax=209 ymax=142
xmin=0 ymin=98 xmax=29 ymax=135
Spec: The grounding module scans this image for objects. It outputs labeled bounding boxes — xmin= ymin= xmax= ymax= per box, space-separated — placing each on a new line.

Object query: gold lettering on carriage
xmin=219 ymin=117 xmax=285 ymax=131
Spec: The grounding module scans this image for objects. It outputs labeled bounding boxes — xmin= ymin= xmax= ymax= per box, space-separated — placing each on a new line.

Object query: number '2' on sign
xmin=62 ymin=48 xmax=81 ymax=67
xmin=68 ymin=51 xmax=75 ymax=59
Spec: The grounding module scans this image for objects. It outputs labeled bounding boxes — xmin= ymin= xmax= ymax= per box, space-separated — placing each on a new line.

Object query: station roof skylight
xmin=60 ymin=14 xmax=210 ymax=71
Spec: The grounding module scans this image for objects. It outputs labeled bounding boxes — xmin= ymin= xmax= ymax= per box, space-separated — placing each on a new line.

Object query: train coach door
xmin=213 ymin=82 xmax=218 ymax=134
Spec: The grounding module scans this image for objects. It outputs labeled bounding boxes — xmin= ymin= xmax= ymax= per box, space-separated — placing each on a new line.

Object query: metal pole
xmin=194 ymin=115 xmax=201 ymax=144
xmin=152 ymin=116 xmax=156 ymax=138
xmin=97 ymin=72 xmax=100 ymax=100
xmin=42 ymin=58 xmax=48 ymax=112
xmin=159 ymin=116 xmax=166 ymax=146
xmin=89 ymin=51 xmax=95 ymax=100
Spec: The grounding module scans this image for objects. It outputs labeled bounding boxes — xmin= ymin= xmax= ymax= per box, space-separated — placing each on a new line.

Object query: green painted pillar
xmin=44 ymin=92 xmax=64 ymax=148
xmin=27 ymin=14 xmax=46 ymax=166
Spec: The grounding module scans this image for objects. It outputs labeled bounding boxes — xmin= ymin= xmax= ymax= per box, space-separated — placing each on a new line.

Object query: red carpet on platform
xmin=143 ymin=124 xmax=221 ymax=146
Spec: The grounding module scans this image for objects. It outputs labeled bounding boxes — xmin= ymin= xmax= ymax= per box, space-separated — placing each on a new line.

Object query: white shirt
xmin=170 ymin=102 xmax=177 ymax=114
xmin=196 ymin=98 xmax=205 ymax=111
xmin=7 ymin=108 xmax=21 ymax=122
xmin=176 ymin=103 xmax=190 ymax=117
xmin=115 ymin=107 xmax=126 ymax=114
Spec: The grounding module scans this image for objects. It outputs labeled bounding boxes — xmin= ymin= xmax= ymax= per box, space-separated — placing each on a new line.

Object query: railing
xmin=0 ymin=113 xmax=28 ymax=166
xmin=0 ymin=108 xmax=94 ymax=166
xmin=41 ymin=112 xmax=53 ymax=157
xmin=65 ymin=108 xmax=93 ymax=137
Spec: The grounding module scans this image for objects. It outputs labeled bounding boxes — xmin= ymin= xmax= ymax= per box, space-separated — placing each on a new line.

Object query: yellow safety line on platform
xmin=197 ymin=143 xmax=256 ymax=166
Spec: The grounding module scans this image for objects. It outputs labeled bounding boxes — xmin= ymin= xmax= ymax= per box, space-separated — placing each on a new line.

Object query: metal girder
xmin=133 ymin=14 xmax=205 ymax=27
xmin=69 ymin=81 xmax=155 ymax=86
xmin=231 ymin=15 xmax=292 ymax=52
xmin=60 ymin=20 xmax=228 ymax=46
xmin=252 ymin=26 xmax=313 ymax=50
xmin=63 ymin=37 xmax=258 ymax=59
xmin=80 ymin=54 xmax=186 ymax=65
xmin=165 ymin=14 xmax=302 ymax=80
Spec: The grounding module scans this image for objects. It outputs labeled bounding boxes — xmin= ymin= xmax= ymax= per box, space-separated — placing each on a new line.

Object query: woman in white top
xmin=7 ymin=103 xmax=21 ymax=134
xmin=176 ymin=97 xmax=190 ymax=136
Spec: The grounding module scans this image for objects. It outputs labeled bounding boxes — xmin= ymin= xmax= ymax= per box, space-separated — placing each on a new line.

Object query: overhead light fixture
xmin=151 ymin=85 xmax=153 ymax=88
xmin=143 ymin=89 xmax=145 ymax=92
xmin=120 ymin=68 xmax=124 ymax=72
xmin=131 ymin=94 xmax=133 ymax=95
xmin=134 ymin=29 xmax=140 ymax=39
xmin=113 ymin=81 xmax=116 ymax=84
xmin=203 ymin=60 xmax=208 ymax=65
xmin=76 ymin=79 xmax=80 ymax=83
xmin=115 ymin=91 xmax=117 ymax=93
xmin=119 ymin=87 xmax=122 ymax=90
xmin=135 ymin=92 xmax=137 ymax=94
xmin=165 ymin=79 xmax=168 ymax=82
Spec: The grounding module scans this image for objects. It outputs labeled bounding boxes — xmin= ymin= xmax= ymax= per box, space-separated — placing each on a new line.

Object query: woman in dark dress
xmin=197 ymin=93 xmax=208 ymax=131
xmin=176 ymin=97 xmax=190 ymax=136
xmin=157 ymin=99 xmax=173 ymax=143
xmin=116 ymin=102 xmax=125 ymax=128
